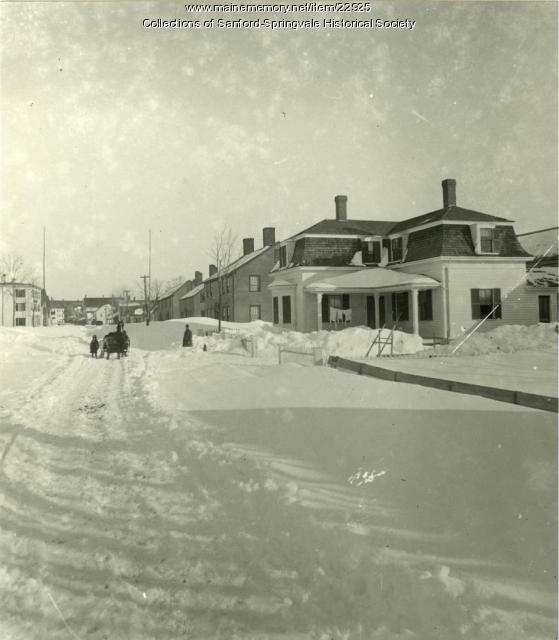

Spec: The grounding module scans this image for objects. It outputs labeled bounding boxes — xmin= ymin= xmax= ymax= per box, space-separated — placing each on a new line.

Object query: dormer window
xmin=279 ymin=245 xmax=288 ymax=268
xmin=480 ymin=228 xmax=495 ymax=253
xmin=362 ymin=238 xmax=382 ymax=264
xmin=471 ymin=223 xmax=498 ymax=255
xmin=390 ymin=237 xmax=403 ymax=262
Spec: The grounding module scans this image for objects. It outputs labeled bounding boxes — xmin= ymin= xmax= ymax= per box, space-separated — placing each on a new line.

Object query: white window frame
xmin=248 ymin=275 xmax=261 ymax=292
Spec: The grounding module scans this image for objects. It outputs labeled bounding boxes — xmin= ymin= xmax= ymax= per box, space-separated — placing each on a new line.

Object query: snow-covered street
xmin=0 ymin=324 xmax=556 ymax=640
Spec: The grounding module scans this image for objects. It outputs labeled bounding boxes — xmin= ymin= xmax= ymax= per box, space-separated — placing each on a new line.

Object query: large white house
xmin=269 ymin=179 xmax=547 ymax=338
xmin=0 ymin=281 xmax=45 ymax=327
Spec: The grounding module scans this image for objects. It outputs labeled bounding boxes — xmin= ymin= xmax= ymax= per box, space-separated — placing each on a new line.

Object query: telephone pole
xmin=42 ymin=226 xmax=47 ymax=326
xmin=140 ymin=275 xmax=150 ymax=326
xmin=123 ymin=289 xmax=130 ymax=324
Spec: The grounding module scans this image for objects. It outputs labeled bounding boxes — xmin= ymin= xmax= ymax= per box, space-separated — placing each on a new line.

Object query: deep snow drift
xmin=0 ymin=323 xmax=556 ymax=640
xmin=123 ymin=318 xmax=424 ymax=361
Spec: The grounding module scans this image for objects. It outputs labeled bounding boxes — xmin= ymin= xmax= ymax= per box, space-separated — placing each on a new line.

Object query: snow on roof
xmin=159 ymin=280 xmax=190 ymax=300
xmin=205 ymin=246 xmax=272 ymax=281
xmin=305 ymin=268 xmax=440 ymax=293
xmin=179 ymin=283 xmax=204 ymax=300
xmin=526 ymin=268 xmax=559 ymax=288
xmin=517 ymin=227 xmax=559 ymax=258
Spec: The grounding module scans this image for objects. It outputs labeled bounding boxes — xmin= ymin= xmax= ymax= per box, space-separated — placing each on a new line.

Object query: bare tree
xmin=0 ymin=253 xmax=36 ymax=283
xmin=210 ymin=226 xmax=237 ymax=332
xmin=135 ymin=277 xmax=164 ymax=323
xmin=0 ymin=254 xmax=39 ymax=326
xmin=163 ymin=276 xmax=185 ymax=294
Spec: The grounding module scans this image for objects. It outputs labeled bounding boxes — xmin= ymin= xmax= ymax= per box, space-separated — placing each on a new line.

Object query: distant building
xmin=0 ymin=281 xmax=44 ymax=327
xmin=117 ymin=298 xmax=145 ymax=324
xmin=203 ymin=228 xmax=277 ymax=322
xmin=49 ymin=307 xmax=65 ymax=325
xmin=157 ymin=280 xmax=196 ymax=321
xmin=48 ymin=299 xmax=84 ymax=324
xmin=84 ymin=296 xmax=117 ymax=325
xmin=178 ymin=272 xmax=204 ymax=318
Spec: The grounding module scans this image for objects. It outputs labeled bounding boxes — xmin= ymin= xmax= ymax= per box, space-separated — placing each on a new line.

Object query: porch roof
xmin=305 ymin=268 xmax=440 ymax=294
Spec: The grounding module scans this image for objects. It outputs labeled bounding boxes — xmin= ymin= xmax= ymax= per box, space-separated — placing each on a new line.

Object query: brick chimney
xmin=263 ymin=227 xmax=275 ymax=247
xmin=335 ymin=195 xmax=347 ymax=221
xmin=194 ymin=270 xmax=203 ymax=286
xmin=442 ymin=179 xmax=456 ymax=208
xmin=243 ymin=238 xmax=254 ymax=255
xmin=209 ymin=264 xmax=217 ymax=277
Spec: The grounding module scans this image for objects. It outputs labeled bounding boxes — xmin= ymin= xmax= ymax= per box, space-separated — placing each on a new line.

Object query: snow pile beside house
xmin=431 ymin=323 xmax=558 ymax=357
xmin=199 ymin=324 xmax=424 ymax=361
xmin=124 ymin=319 xmax=423 ymax=360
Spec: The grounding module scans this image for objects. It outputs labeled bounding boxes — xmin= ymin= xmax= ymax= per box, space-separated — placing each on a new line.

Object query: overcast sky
xmin=1 ymin=1 xmax=557 ymax=299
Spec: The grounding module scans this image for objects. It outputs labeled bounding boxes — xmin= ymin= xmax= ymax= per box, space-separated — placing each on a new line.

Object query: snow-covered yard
xmin=0 ymin=322 xmax=556 ymax=640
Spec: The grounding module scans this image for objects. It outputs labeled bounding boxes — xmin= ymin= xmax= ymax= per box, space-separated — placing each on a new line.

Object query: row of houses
xmin=46 ymin=297 xmax=147 ymax=326
xmin=158 ymin=179 xmax=558 ymax=339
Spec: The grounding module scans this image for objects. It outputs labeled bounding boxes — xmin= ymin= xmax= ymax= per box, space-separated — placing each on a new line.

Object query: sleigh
xmin=100 ymin=332 xmax=130 ymax=359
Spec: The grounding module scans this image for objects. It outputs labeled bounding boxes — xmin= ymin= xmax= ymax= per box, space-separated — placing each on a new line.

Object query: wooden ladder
xmin=365 ymin=316 xmax=401 ymax=358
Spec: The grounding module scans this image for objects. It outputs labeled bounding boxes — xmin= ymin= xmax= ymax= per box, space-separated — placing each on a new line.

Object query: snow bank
xmin=428 ymin=323 xmax=558 ymax=357
xmin=124 ymin=320 xmax=423 ymax=360
xmin=0 ymin=325 xmax=89 ymax=361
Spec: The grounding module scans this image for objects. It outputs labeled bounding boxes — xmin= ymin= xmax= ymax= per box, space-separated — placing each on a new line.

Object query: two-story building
xmin=0 ymin=280 xmax=44 ymax=327
xmin=269 ymin=180 xmax=536 ymax=339
xmin=203 ymin=228 xmax=277 ymax=322
xmin=157 ymin=280 xmax=197 ymax=321
xmin=178 ymin=271 xmax=204 ymax=318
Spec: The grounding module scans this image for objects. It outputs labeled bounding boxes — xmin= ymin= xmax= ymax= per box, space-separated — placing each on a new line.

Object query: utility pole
xmin=140 ymin=275 xmax=150 ymax=326
xmin=42 ymin=226 xmax=46 ymax=326
xmin=123 ymin=289 xmax=130 ymax=324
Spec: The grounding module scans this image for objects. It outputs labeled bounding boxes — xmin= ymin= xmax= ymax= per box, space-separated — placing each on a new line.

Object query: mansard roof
xmin=388 ymin=205 xmax=512 ymax=234
xmin=294 ymin=219 xmax=395 ymax=237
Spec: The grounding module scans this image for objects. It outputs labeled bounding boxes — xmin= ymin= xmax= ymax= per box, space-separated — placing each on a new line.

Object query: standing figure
xmin=182 ymin=324 xmax=193 ymax=347
xmin=90 ymin=335 xmax=99 ymax=358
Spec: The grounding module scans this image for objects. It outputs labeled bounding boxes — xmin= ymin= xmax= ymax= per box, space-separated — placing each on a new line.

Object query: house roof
xmin=305 ymin=268 xmax=440 ymax=293
xmin=84 ymin=297 xmax=114 ymax=308
xmin=285 ymin=206 xmax=513 ymax=241
xmin=205 ymin=245 xmax=272 ymax=282
xmin=0 ymin=281 xmax=42 ymax=289
xmin=388 ymin=206 xmax=512 ymax=234
xmin=292 ymin=219 xmax=396 ymax=238
xmin=159 ymin=280 xmax=192 ymax=301
xmin=517 ymin=227 xmax=558 ymax=258
xmin=180 ymin=283 xmax=204 ymax=300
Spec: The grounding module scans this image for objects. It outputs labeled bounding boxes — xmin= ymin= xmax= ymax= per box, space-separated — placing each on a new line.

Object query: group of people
xmin=89 ymin=321 xmax=129 ymax=359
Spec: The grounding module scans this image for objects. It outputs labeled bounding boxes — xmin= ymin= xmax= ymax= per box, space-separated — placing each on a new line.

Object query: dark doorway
xmin=538 ymin=295 xmax=551 ymax=323
xmin=366 ymin=296 xmax=376 ymax=328
xmin=379 ymin=296 xmax=386 ymax=327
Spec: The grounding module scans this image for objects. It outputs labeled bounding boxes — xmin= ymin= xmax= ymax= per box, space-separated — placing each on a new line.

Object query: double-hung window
xmin=471 ymin=288 xmax=502 ymax=319
xmin=480 ymin=228 xmax=495 ymax=253
xmin=248 ymin=275 xmax=260 ymax=292
xmin=390 ymin=237 xmax=403 ymax=262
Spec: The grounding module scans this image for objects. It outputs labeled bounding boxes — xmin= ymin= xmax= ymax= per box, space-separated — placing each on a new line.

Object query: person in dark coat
xmin=182 ymin=324 xmax=193 ymax=347
xmin=90 ymin=335 xmax=99 ymax=358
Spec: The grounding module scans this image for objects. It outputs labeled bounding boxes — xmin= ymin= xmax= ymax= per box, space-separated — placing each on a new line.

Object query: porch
xmin=305 ymin=268 xmax=441 ymax=336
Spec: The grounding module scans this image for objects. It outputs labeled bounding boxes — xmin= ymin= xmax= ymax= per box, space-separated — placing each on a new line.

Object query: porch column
xmin=373 ymin=293 xmax=380 ymax=329
xmin=316 ymin=293 xmax=323 ymax=331
xmin=411 ymin=288 xmax=419 ymax=335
